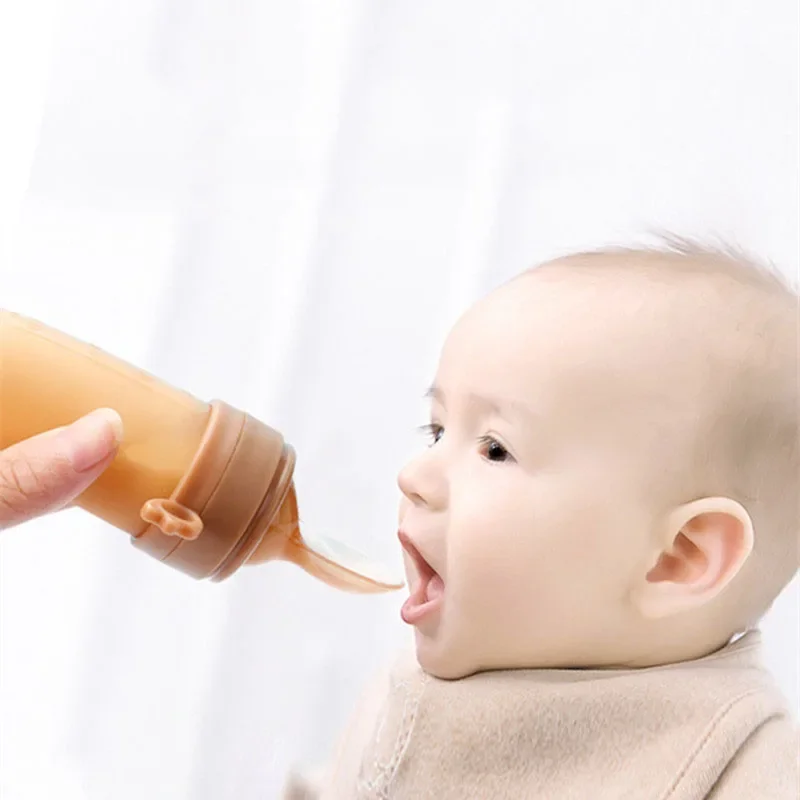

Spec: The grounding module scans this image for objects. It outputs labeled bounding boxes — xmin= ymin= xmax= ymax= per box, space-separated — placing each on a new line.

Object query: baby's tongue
xmin=426 ymin=573 xmax=445 ymax=603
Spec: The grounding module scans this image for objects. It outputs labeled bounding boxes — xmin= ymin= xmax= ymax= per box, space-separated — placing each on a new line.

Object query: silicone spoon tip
xmin=298 ymin=532 xmax=405 ymax=594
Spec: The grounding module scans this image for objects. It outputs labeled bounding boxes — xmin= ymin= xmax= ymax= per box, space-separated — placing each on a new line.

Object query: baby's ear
xmin=634 ymin=498 xmax=754 ymax=619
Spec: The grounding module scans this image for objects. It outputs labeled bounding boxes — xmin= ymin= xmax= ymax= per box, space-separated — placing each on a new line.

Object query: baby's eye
xmin=479 ymin=435 xmax=513 ymax=463
xmin=420 ymin=423 xmax=444 ymax=446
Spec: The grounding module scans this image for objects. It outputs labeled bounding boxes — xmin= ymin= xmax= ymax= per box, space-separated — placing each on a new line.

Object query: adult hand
xmin=0 ymin=409 xmax=123 ymax=530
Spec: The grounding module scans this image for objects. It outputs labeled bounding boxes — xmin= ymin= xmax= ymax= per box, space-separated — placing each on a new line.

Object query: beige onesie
xmin=284 ymin=630 xmax=798 ymax=799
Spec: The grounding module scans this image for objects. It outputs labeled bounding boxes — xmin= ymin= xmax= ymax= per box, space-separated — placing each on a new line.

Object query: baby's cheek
xmin=452 ymin=524 xmax=534 ymax=608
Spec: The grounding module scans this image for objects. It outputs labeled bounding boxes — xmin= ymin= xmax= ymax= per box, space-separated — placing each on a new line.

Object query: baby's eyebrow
xmin=424 ymin=386 xmax=445 ymax=404
xmin=425 ymin=386 xmax=538 ymax=424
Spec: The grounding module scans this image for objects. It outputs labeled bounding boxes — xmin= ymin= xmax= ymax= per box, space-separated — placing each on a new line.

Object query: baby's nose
xmin=397 ymin=452 xmax=447 ymax=510
xmin=397 ymin=463 xmax=423 ymax=506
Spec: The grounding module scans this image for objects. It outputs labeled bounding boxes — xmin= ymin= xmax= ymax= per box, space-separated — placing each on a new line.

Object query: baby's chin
xmin=414 ymin=627 xmax=613 ymax=677
xmin=413 ymin=629 xmax=480 ymax=680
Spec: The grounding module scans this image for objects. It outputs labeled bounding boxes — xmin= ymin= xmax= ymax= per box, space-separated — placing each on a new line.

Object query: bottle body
xmin=0 ymin=310 xmax=402 ymax=592
xmin=0 ymin=311 xmax=210 ymax=534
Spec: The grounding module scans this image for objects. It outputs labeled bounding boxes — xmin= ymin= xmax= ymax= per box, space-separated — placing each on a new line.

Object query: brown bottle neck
xmin=210 ymin=461 xmax=298 ymax=581
xmin=132 ymin=401 xmax=297 ymax=581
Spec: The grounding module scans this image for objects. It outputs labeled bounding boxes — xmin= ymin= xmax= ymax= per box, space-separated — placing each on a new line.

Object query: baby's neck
xmin=585 ymin=624 xmax=743 ymax=672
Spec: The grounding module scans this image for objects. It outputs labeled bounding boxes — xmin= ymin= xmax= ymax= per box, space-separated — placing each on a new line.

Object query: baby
xmin=286 ymin=240 xmax=799 ymax=799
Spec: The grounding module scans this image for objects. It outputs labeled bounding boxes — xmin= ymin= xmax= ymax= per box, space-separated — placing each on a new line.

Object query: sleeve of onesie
xmin=705 ymin=715 xmax=799 ymax=800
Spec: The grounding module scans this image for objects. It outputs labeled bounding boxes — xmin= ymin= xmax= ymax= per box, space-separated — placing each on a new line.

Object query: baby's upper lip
xmin=398 ymin=531 xmax=439 ymax=582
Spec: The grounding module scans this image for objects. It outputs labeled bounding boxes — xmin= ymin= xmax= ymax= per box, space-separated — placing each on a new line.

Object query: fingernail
xmin=63 ymin=408 xmax=124 ymax=472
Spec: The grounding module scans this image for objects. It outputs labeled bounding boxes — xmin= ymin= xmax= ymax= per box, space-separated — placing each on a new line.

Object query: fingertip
xmin=64 ymin=408 xmax=124 ymax=472
xmin=93 ymin=408 xmax=124 ymax=445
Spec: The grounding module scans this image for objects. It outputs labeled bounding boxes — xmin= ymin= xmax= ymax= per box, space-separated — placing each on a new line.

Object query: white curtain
xmin=1 ymin=2 xmax=797 ymax=798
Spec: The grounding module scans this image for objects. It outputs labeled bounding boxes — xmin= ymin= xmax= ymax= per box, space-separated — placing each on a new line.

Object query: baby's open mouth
xmin=398 ymin=532 xmax=445 ymax=626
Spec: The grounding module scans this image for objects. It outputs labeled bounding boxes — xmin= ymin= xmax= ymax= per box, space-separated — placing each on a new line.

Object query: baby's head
xmin=398 ymin=241 xmax=798 ymax=679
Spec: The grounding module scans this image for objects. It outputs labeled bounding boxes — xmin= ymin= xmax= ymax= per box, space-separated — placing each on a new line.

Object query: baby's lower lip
xmin=401 ymin=573 xmax=444 ymax=625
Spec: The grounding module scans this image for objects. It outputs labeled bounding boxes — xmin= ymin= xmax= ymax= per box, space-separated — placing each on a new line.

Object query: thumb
xmin=0 ymin=409 xmax=123 ymax=529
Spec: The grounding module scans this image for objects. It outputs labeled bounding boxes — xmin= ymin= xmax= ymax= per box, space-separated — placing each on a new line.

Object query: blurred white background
xmin=1 ymin=1 xmax=798 ymax=798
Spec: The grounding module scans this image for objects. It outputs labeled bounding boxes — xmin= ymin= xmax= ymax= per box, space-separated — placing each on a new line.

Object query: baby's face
xmin=397 ymin=272 xmax=687 ymax=678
